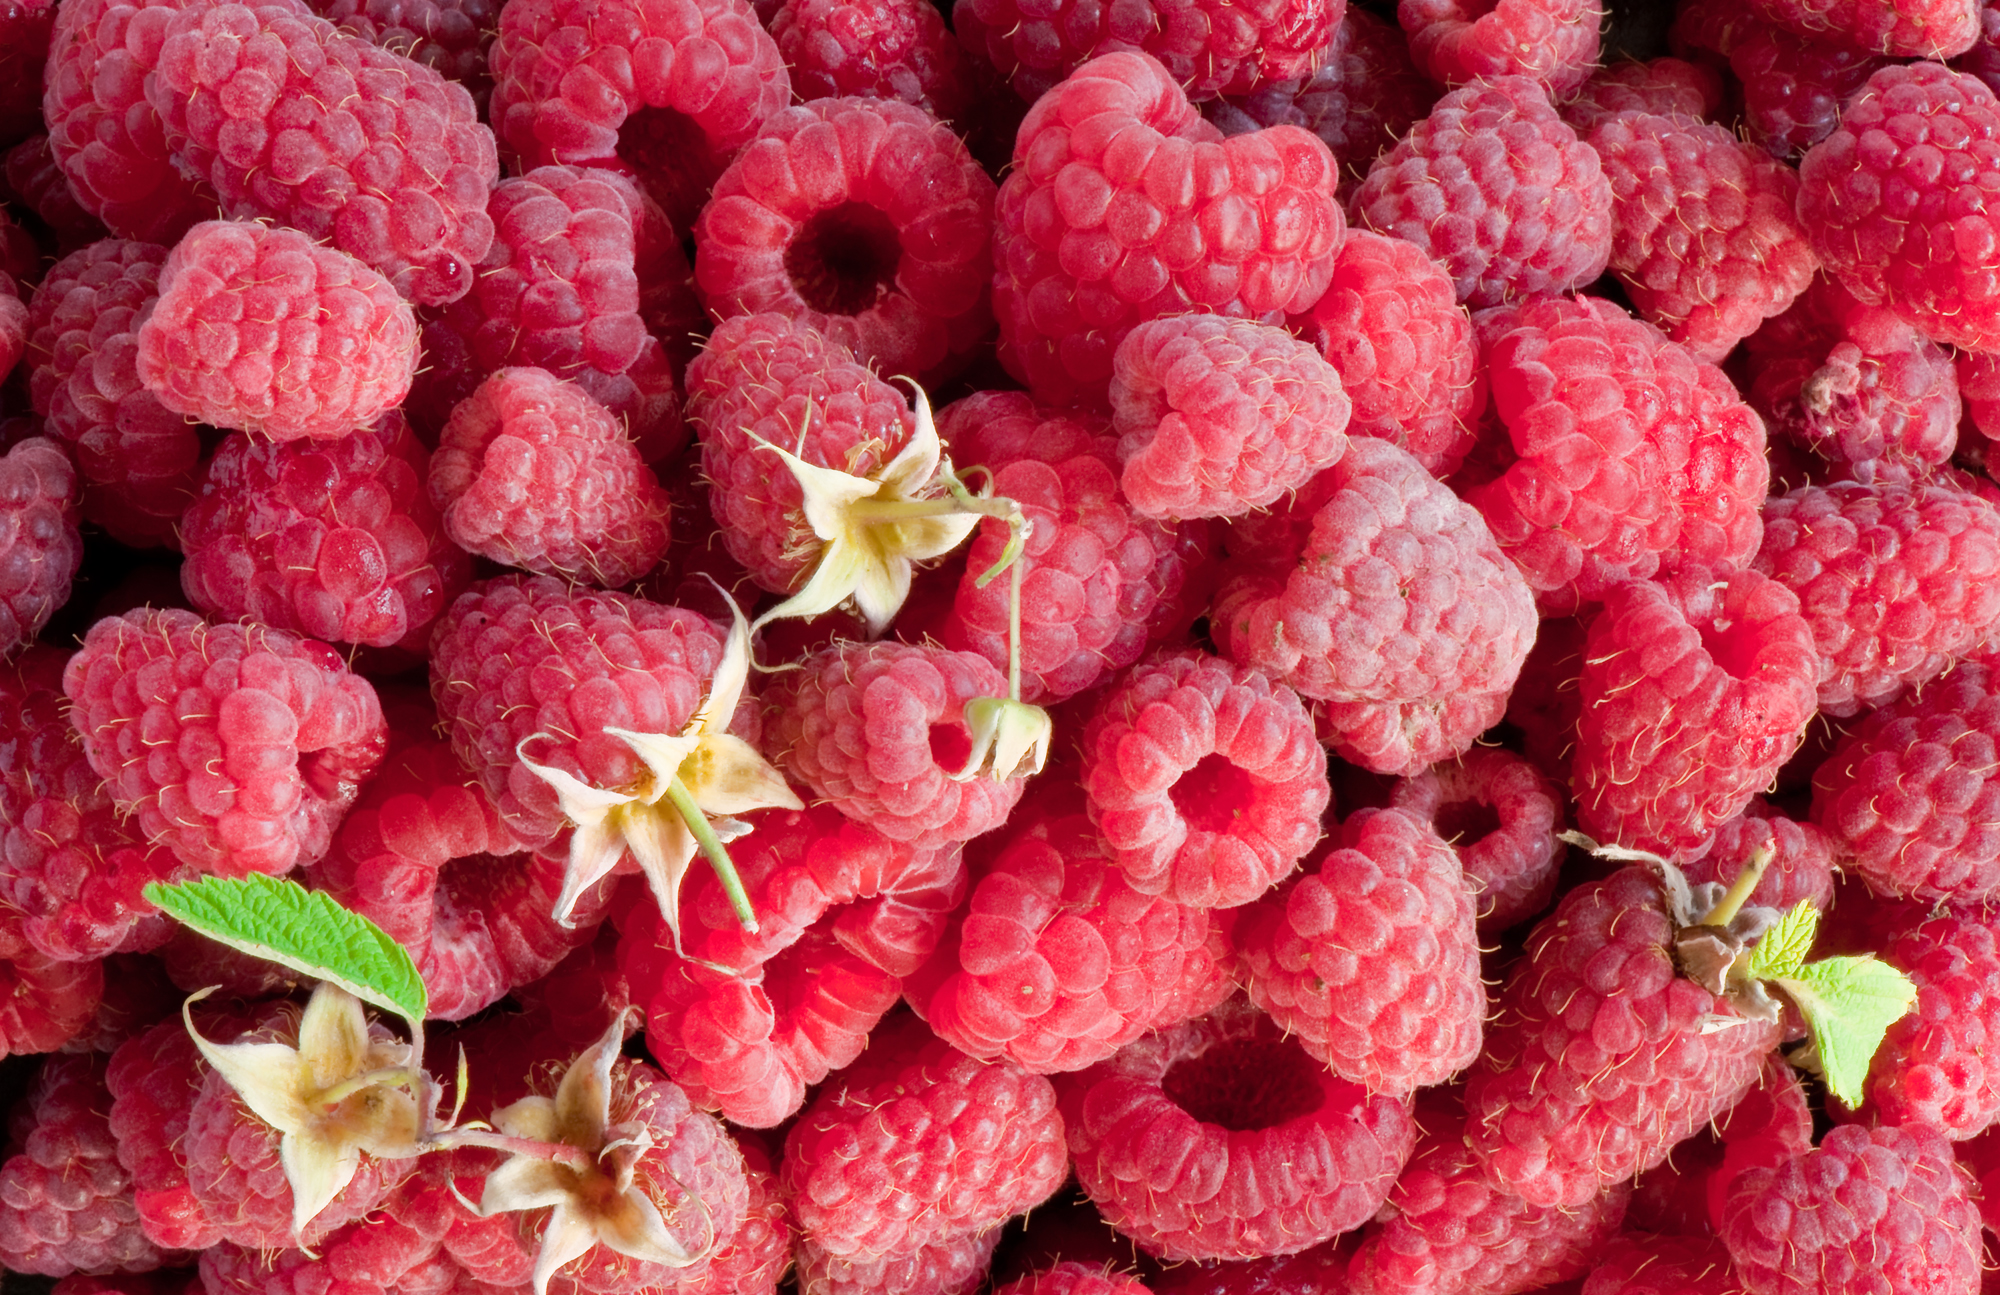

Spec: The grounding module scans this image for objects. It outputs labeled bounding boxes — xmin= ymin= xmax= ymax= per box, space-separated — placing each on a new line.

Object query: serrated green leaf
xmin=1774 ymin=954 xmax=1916 ymax=1107
xmin=1749 ymin=901 xmax=1819 ymax=980
xmin=144 ymin=876 xmax=427 ymax=1028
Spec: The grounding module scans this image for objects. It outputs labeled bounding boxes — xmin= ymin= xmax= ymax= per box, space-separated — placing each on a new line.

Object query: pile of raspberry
xmin=8 ymin=0 xmax=2000 ymax=1294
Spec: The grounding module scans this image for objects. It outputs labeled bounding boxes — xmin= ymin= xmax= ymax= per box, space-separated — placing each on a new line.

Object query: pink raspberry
xmin=429 ymin=367 xmax=671 ymax=588
xmin=179 ymin=415 xmax=470 ymax=650
xmin=1355 ymin=76 xmax=1613 ymax=309
xmin=1109 ymin=314 xmax=1350 ymax=520
xmin=1749 ymin=0 xmax=1977 ymax=56
xmin=1463 ymin=295 xmax=1770 ymax=614
xmin=994 ymin=1263 xmax=1150 ymax=1295
xmin=62 ymin=608 xmax=388 ymax=877
xmin=992 ymin=51 xmax=1345 ymax=407
xmin=1389 ymin=747 xmax=1565 ymax=933
xmin=0 ymin=940 xmax=103 ymax=1058
xmin=486 ymin=0 xmax=791 ymax=234
xmin=135 ymin=221 xmax=420 ymax=443
xmin=1558 ymin=56 xmax=1724 ymax=134
xmin=1731 ymin=26 xmax=1889 ymax=160
xmin=1236 ymin=807 xmax=1483 ymax=1094
xmin=1289 ymin=229 xmax=1484 ymax=475
xmin=1857 ymin=909 xmax=2000 ymax=1139
xmin=305 ymin=0 xmax=498 ymax=106
xmin=196 ymin=1222 xmax=457 ymax=1295
xmin=795 ymin=1230 xmax=998 ymax=1295
xmin=1682 ymin=800 xmax=1837 ymax=915
xmin=695 ymin=96 xmax=996 ymax=384
xmin=1397 ymin=0 xmax=1602 ymax=97
xmin=765 ymin=640 xmax=1025 ymax=848
xmin=1798 ymin=63 xmax=2000 ymax=351
xmin=6 ymin=135 xmax=110 ymax=249
xmin=1578 ymin=1235 xmax=1744 ymax=1295
xmin=1623 ymin=1051 xmax=1813 ymax=1240
xmin=106 ymin=1006 xmax=255 ymax=1252
xmin=148 ymin=1 xmax=498 ymax=306
xmin=1059 ymin=998 xmax=1416 ymax=1262
xmin=953 ymin=0 xmax=1343 ymax=104
xmin=1214 ymin=437 xmax=1537 ymax=774
xmin=651 ymin=1138 xmax=790 ymax=1295
xmin=0 ymin=438 xmax=81 ymax=653
xmin=769 ymin=0 xmax=971 ymax=124
xmin=0 ymin=0 xmax=53 ymax=156
xmin=1960 ymin=349 xmax=2000 ymax=460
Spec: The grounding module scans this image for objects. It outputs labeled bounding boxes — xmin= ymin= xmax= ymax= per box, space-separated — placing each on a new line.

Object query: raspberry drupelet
xmin=0 ymin=437 xmax=81 ymax=653
xmin=1558 ymin=56 xmax=1724 ymax=133
xmin=795 ymin=1229 xmax=999 ymax=1295
xmin=1390 ymin=747 xmax=1565 ymax=933
xmin=768 ymin=0 xmax=972 ymax=123
xmin=1397 ymin=0 xmax=1602 ymax=97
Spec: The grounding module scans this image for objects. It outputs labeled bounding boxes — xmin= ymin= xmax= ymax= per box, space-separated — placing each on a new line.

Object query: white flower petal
xmin=552 ymin=1021 xmax=621 ymax=1145
xmin=551 ymin=817 xmax=631 ymax=927
xmin=594 ymin=1188 xmax=701 ymax=1268
xmin=686 ymin=735 xmax=804 ymax=818
xmin=296 ymin=983 xmax=372 ymax=1090
xmin=873 ymin=388 xmax=943 ymax=497
xmin=693 ymin=589 xmax=755 ymax=736
xmin=618 ymin=804 xmax=703 ymax=957
xmin=604 ymin=727 xmax=701 ymax=803
xmin=757 ymin=439 xmax=880 ymax=542
xmin=849 ymin=549 xmax=915 ymax=638
xmin=280 ymin=1125 xmax=362 ymax=1238
xmin=479 ymin=1155 xmax=576 ymax=1217
xmin=530 ymin=1204 xmax=607 ymax=1295
xmin=518 ymin=741 xmax=638 ymax=826
xmin=751 ymin=533 xmax=874 ymax=630
xmin=184 ymin=1000 xmax=312 ymax=1138
xmin=492 ymin=1094 xmax=561 ymax=1144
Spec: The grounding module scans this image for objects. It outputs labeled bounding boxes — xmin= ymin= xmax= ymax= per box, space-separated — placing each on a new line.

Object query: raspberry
xmin=0 ymin=0 xmax=53 ymax=155
xmin=1730 ymin=26 xmax=1889 ymax=160
xmin=1624 ymin=1051 xmax=1814 ymax=1239
xmin=42 ymin=0 xmax=220 ymax=244
xmin=765 ymin=640 xmax=1024 ymax=849
xmin=1236 ymin=807 xmax=1483 ymax=1094
xmin=696 ymin=98 xmax=995 ymax=385
xmin=1580 ymin=1235 xmax=1746 ymax=1295
xmin=0 ymin=438 xmax=82 ymax=653
xmin=1397 ymin=0 xmax=1602 ymax=97
xmin=1721 ymin=1124 xmax=1983 ymax=1295
xmin=654 ymin=1138 xmax=790 ymax=1295
xmin=1588 ymin=111 xmax=1818 ymax=362
xmin=62 ymin=608 xmax=388 ymax=877
xmin=795 ymin=1229 xmax=999 ymax=1295
xmin=305 ymin=0 xmax=499 ymax=107
xmin=1462 ymin=295 xmax=1771 ymax=614
xmin=0 ymin=942 xmax=102 ymax=1058
xmin=1354 ymin=76 xmax=1613 ymax=309
xmin=148 ymin=1 xmax=498 ymax=306
xmin=1109 ymin=314 xmax=1350 ymax=521
xmin=1798 ymin=63 xmax=2000 ymax=351
xmin=993 ymin=1264 xmax=1150 ymax=1295
xmin=429 ymin=367 xmax=671 ymax=588
xmin=1753 ymin=478 xmax=2000 ymax=716
xmin=992 ymin=51 xmax=1345 ymax=407
xmin=1059 ymin=998 xmax=1416 ymax=1262
xmin=1389 ymin=747 xmax=1565 ymax=933
xmin=952 ymin=0 xmax=1343 ymax=104
xmin=1851 ymin=909 xmax=2000 ymax=1139
xmin=0 ymin=1053 xmax=167 ymax=1277
xmin=196 ymin=1222 xmax=457 ymax=1295
xmin=769 ymin=0 xmax=971 ymax=126
xmin=783 ymin=1015 xmax=1066 ymax=1260
xmin=1288 ymin=229 xmax=1483 ymax=475
xmin=1682 ymin=801 xmax=1837 ymax=915
xmin=486 ymin=0 xmax=791 ymax=234
xmin=1559 ymin=56 xmax=1724 ymax=134
xmin=179 ymin=415 xmax=471 ymax=651
xmin=1214 ymin=437 xmax=1537 ymax=774
xmin=1751 ymin=0 xmax=1977 ymax=56
xmin=6 ymin=136 xmax=109 ymax=249
xmin=135 ymin=221 xmax=419 ymax=444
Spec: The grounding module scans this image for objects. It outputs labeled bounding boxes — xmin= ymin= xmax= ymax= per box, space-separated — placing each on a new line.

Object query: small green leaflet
xmin=1742 ymin=901 xmax=1915 ymax=1108
xmin=1748 ymin=901 xmax=1818 ymax=980
xmin=144 ymin=875 xmax=427 ymax=1030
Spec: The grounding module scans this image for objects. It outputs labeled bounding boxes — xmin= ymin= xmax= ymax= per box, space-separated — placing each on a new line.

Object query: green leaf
xmin=1774 ymin=954 xmax=1916 ymax=1108
xmin=144 ymin=876 xmax=427 ymax=1029
xmin=1749 ymin=901 xmax=1819 ymax=980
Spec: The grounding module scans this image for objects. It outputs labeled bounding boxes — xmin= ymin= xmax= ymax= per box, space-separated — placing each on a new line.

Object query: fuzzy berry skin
xmin=487 ymin=0 xmax=791 ymax=234
xmin=106 ymin=1008 xmax=254 ymax=1252
xmin=136 ymin=221 xmax=420 ymax=443
xmin=1216 ymin=437 xmax=1537 ymax=774
xmin=1753 ymin=0 xmax=1977 ymax=56
xmin=1398 ymin=0 xmax=1601 ymax=97
xmin=1754 ymin=479 xmax=2000 ymax=717
xmin=306 ymin=0 xmax=499 ymax=104
xmin=180 ymin=415 xmax=470 ymax=650
xmin=1580 ymin=1235 xmax=1746 ymax=1295
xmin=1852 ymin=909 xmax=2000 ymax=1140
xmin=1060 ymin=998 xmax=1416 ymax=1262
xmin=795 ymin=1229 xmax=999 ymax=1295
xmin=953 ymin=0 xmax=1343 ymax=105
xmin=1109 ymin=314 xmax=1350 ymax=520
xmin=994 ymin=1263 xmax=1150 ymax=1295
xmin=63 ymin=609 xmax=387 ymax=878
xmin=430 ymin=367 xmax=670 ymax=588
xmin=1798 ymin=63 xmax=2000 ymax=351
xmin=1722 ymin=1124 xmax=1982 ymax=1295
xmin=1079 ymin=650 xmax=1328 ymax=908
xmin=769 ymin=0 xmax=971 ymax=122
xmin=1624 ymin=1050 xmax=1814 ymax=1241
xmin=7 ymin=135 xmax=109 ymax=250
xmin=148 ymin=1 xmax=498 ymax=307
xmin=1589 ymin=111 xmax=1817 ymax=362
xmin=653 ymin=1138 xmax=789 ymax=1295
xmin=765 ymin=640 xmax=1025 ymax=849
xmin=1464 ymin=295 xmax=1771 ymax=615
xmin=197 ymin=1224 xmax=458 ymax=1295
xmin=695 ymin=96 xmax=996 ymax=384
xmin=782 ymin=1015 xmax=1066 ymax=1261
xmin=1559 ymin=56 xmax=1723 ymax=134
xmin=0 ymin=0 xmax=53 ymax=156
xmin=1355 ymin=76 xmax=1613 ymax=309
xmin=1390 ymin=747 xmax=1564 ymax=933
xmin=1465 ymin=864 xmax=1784 ymax=1210
xmin=991 ymin=51 xmax=1345 ymax=408
xmin=0 ymin=438 xmax=81 ymax=653
xmin=1237 ymin=807 xmax=1482 ymax=1094
xmin=1289 ymin=229 xmax=1483 ymax=476
xmin=0 ymin=940 xmax=102 ymax=1059
xmin=427 ymin=575 xmax=727 ymax=847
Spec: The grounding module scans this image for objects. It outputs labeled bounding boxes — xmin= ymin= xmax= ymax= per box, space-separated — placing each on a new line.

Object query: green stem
xmin=1006 ymin=547 xmax=1023 ymax=703
xmin=661 ymin=775 xmax=760 ymax=935
xmin=1699 ymin=844 xmax=1772 ymax=928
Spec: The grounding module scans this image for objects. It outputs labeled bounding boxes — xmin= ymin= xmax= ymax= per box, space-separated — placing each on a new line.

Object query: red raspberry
xmin=1852 ymin=908 xmax=2000 ymax=1139
xmin=0 ymin=1053 xmax=168 ymax=1277
xmin=305 ymin=0 xmax=498 ymax=107
xmin=1752 ymin=0 xmax=1977 ymax=55
xmin=1389 ymin=747 xmax=1565 ymax=933
xmin=0 ymin=940 xmax=103 ymax=1058
xmin=1109 ymin=314 xmax=1350 ymax=520
xmin=1559 ymin=56 xmax=1724 ymax=134
xmin=62 ymin=608 xmax=388 ymax=877
xmin=1753 ymin=479 xmax=2000 ymax=716
xmin=795 ymin=1229 xmax=998 ymax=1295
xmin=148 ymin=1 xmax=498 ymax=306
xmin=1798 ymin=63 xmax=2000 ymax=351
xmin=486 ymin=0 xmax=791 ymax=234
xmin=1397 ymin=0 xmax=1602 ymax=97
xmin=1580 ymin=1235 xmax=1746 ymax=1295
xmin=1059 ymin=998 xmax=1416 ymax=1262
xmin=0 ymin=438 xmax=81 ymax=653
xmin=1624 ymin=1051 xmax=1814 ymax=1239
xmin=136 ymin=221 xmax=420 ymax=443
xmin=769 ymin=0 xmax=971 ymax=125
xmin=180 ymin=415 xmax=470 ymax=650
xmin=429 ymin=367 xmax=671 ymax=588
xmin=953 ymin=0 xmax=1342 ymax=104
xmin=1354 ymin=76 xmax=1613 ymax=309
xmin=1733 ymin=27 xmax=1889 ymax=160
xmin=43 ymin=0 xmax=220 ymax=244
xmin=196 ymin=1222 xmax=457 ymax=1295
xmin=1147 ymin=1241 xmax=1353 ymax=1294
xmin=994 ymin=1263 xmax=1149 ymax=1295
xmin=0 ymin=0 xmax=53 ymax=155
xmin=5 ymin=135 xmax=110 ymax=250
xmin=991 ymin=51 xmax=1345 ymax=408
xmin=765 ymin=640 xmax=1024 ymax=848
xmin=106 ymin=1007 xmax=255 ymax=1252
xmin=1463 ymin=295 xmax=1770 ymax=614
xmin=695 ymin=96 xmax=996 ymax=384
xmin=1289 ymin=229 xmax=1484 ymax=476
xmin=1215 ymin=437 xmax=1537 ymax=774
xmin=1682 ymin=801 xmax=1837 ymax=915
xmin=1237 ymin=807 xmax=1483 ymax=1094
xmin=1961 ymin=349 xmax=2000 ymax=460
